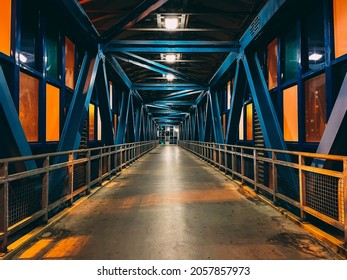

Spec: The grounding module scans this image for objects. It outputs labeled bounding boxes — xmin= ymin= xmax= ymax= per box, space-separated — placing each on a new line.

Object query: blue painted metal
xmin=116 ymin=90 xmax=131 ymax=144
xmin=209 ymin=52 xmax=238 ymax=86
xmin=225 ymin=60 xmax=247 ymax=144
xmin=108 ymin=40 xmax=240 ymax=47
xmin=132 ymin=84 xmax=208 ymax=91
xmin=101 ymin=0 xmax=169 ymax=42
xmin=97 ymin=54 xmax=115 ymax=145
xmin=148 ymin=100 xmax=194 ymax=106
xmin=56 ymin=52 xmax=100 ymax=159
xmin=243 ymin=52 xmax=297 ymax=195
xmin=190 ymin=110 xmax=196 ymax=141
xmin=60 ymin=0 xmax=99 ymax=40
xmin=0 ymin=65 xmax=36 ymax=170
xmin=122 ymin=52 xmax=203 ymax=85
xmin=107 ymin=47 xmax=238 ymax=53
xmin=164 ymin=90 xmax=202 ymax=100
xmin=208 ymin=91 xmax=225 ymax=144
xmin=106 ymin=55 xmax=132 ymax=89
xmin=195 ymin=90 xmax=208 ymax=105
xmin=314 ymin=73 xmax=347 ymax=166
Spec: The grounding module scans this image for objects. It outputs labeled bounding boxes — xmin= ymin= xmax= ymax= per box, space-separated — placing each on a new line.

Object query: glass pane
xmin=20 ymin=2 xmax=38 ymax=69
xmin=65 ymin=37 xmax=75 ymax=89
xmin=334 ymin=0 xmax=347 ymax=58
xmin=0 ymin=0 xmax=11 ymax=56
xmin=89 ymin=104 xmax=95 ymax=141
xmin=305 ymin=74 xmax=326 ymax=142
xmin=19 ymin=72 xmax=39 ymax=142
xmin=267 ymin=39 xmax=278 ymax=89
xmin=239 ymin=107 xmax=244 ymax=140
xmin=109 ymin=81 xmax=113 ymax=110
xmin=246 ymin=103 xmax=253 ymax=141
xmin=114 ymin=114 xmax=118 ymax=140
xmin=46 ymin=84 xmax=60 ymax=141
xmin=283 ymin=85 xmax=298 ymax=141
xmin=46 ymin=23 xmax=59 ymax=79
xmin=306 ymin=2 xmax=325 ymax=70
xmin=281 ymin=29 xmax=298 ymax=83
xmin=227 ymin=81 xmax=231 ymax=110
xmin=97 ymin=107 xmax=102 ymax=141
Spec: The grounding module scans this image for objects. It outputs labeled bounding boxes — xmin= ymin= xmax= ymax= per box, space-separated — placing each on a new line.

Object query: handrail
xmin=179 ymin=140 xmax=347 ymax=245
xmin=0 ymin=141 xmax=158 ymax=253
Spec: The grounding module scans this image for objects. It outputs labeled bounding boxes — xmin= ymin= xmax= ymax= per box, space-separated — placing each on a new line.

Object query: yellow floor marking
xmin=19 ymin=238 xmax=54 ymax=259
xmin=43 ymin=236 xmax=89 ymax=259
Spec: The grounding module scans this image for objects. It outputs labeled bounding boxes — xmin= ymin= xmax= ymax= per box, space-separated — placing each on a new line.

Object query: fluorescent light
xmin=164 ymin=17 xmax=178 ymax=30
xmin=165 ymin=73 xmax=175 ymax=81
xmin=19 ymin=53 xmax=27 ymax=63
xmin=309 ymin=53 xmax=323 ymax=61
xmin=165 ymin=54 xmax=176 ymax=63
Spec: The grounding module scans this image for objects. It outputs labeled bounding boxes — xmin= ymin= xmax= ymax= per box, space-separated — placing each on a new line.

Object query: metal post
xmin=343 ymin=159 xmax=347 ymax=245
xmin=253 ymin=149 xmax=258 ymax=193
xmin=241 ymin=148 xmax=245 ymax=184
xmin=224 ymin=145 xmax=227 ymax=174
xmin=98 ymin=149 xmax=103 ymax=181
xmin=299 ymin=154 xmax=307 ymax=221
xmin=218 ymin=144 xmax=222 ymax=170
xmin=42 ymin=157 xmax=50 ymax=224
xmin=0 ymin=162 xmax=9 ymax=253
xmin=232 ymin=146 xmax=237 ymax=179
xmin=68 ymin=153 xmax=74 ymax=206
xmin=272 ymin=152 xmax=278 ymax=205
xmin=108 ymin=147 xmax=111 ymax=179
xmin=120 ymin=146 xmax=123 ymax=170
xmin=86 ymin=150 xmax=91 ymax=194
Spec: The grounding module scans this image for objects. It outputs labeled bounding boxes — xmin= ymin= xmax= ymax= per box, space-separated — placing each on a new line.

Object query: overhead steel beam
xmin=122 ymin=52 xmax=203 ymax=85
xmin=106 ymin=55 xmax=132 ymax=89
xmin=164 ymin=90 xmax=202 ymax=100
xmin=147 ymin=100 xmax=195 ymax=106
xmin=107 ymin=47 xmax=239 ymax=53
xmin=124 ymin=28 xmax=237 ymax=32
xmin=132 ymin=84 xmax=209 ymax=91
xmin=210 ymin=0 xmax=287 ymax=86
xmin=101 ymin=0 xmax=169 ymax=42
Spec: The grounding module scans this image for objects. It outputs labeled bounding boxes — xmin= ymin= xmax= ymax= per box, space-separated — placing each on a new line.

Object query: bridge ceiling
xmin=78 ymin=0 xmax=268 ymax=125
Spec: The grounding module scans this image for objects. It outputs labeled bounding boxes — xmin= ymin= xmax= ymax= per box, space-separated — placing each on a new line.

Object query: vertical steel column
xmin=208 ymin=90 xmax=225 ymax=144
xmin=0 ymin=162 xmax=9 ymax=253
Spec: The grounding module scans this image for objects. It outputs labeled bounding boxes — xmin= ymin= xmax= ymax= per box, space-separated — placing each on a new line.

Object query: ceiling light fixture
xmin=165 ymin=73 xmax=175 ymax=81
xmin=164 ymin=17 xmax=178 ymax=30
xmin=165 ymin=54 xmax=176 ymax=63
xmin=309 ymin=53 xmax=323 ymax=61
xmin=19 ymin=53 xmax=27 ymax=63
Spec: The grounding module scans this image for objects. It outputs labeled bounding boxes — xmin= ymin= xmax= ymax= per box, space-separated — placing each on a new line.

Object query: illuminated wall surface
xmin=46 ymin=84 xmax=60 ymax=142
xmin=283 ymin=85 xmax=298 ymax=142
xmin=0 ymin=0 xmax=11 ymax=55
xmin=19 ymin=72 xmax=39 ymax=142
xmin=246 ymin=103 xmax=253 ymax=141
xmin=267 ymin=39 xmax=278 ymax=90
xmin=89 ymin=104 xmax=95 ymax=141
xmin=334 ymin=0 xmax=347 ymax=58
xmin=239 ymin=107 xmax=244 ymax=141
xmin=65 ymin=37 xmax=75 ymax=89
xmin=305 ymin=74 xmax=326 ymax=143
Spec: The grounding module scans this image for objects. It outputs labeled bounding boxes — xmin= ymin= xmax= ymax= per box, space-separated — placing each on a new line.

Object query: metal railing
xmin=0 ymin=141 xmax=158 ymax=253
xmin=179 ymin=140 xmax=347 ymax=244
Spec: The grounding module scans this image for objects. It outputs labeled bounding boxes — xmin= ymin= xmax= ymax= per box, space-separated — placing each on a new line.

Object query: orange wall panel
xmin=0 ymin=0 xmax=12 ymax=56
xmin=46 ymin=84 xmax=60 ymax=141
xmin=283 ymin=85 xmax=298 ymax=141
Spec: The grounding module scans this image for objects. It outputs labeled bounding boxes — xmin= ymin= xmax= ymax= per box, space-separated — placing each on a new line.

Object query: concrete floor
xmin=12 ymin=145 xmax=339 ymax=260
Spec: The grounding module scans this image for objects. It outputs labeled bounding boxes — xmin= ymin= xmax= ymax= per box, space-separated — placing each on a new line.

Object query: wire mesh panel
xmin=49 ymin=168 xmax=68 ymax=204
xmin=8 ymin=176 xmax=41 ymax=227
xmin=277 ymin=166 xmax=300 ymax=201
xmin=305 ymin=172 xmax=341 ymax=222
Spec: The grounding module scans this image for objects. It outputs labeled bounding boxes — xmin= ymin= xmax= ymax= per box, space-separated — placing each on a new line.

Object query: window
xmin=65 ymin=37 xmax=75 ymax=89
xmin=89 ymin=104 xmax=95 ymax=141
xmin=305 ymin=74 xmax=326 ymax=142
xmin=239 ymin=107 xmax=244 ymax=140
xmin=46 ymin=22 xmax=59 ymax=79
xmin=114 ymin=114 xmax=118 ymax=140
xmin=20 ymin=2 xmax=38 ymax=69
xmin=222 ymin=114 xmax=227 ymax=138
xmin=97 ymin=107 xmax=102 ymax=141
xmin=333 ymin=0 xmax=347 ymax=58
xmin=46 ymin=84 xmax=60 ymax=141
xmin=19 ymin=72 xmax=39 ymax=142
xmin=109 ymin=82 xmax=113 ymax=110
xmin=0 ymin=0 xmax=11 ymax=56
xmin=283 ymin=85 xmax=298 ymax=141
xmin=267 ymin=39 xmax=278 ymax=89
xmin=305 ymin=2 xmax=325 ymax=70
xmin=227 ymin=81 xmax=232 ymax=110
xmin=246 ymin=103 xmax=253 ymax=141
xmin=281 ymin=28 xmax=298 ymax=82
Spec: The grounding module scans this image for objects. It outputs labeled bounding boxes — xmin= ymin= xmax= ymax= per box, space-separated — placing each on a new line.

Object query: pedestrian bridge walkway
xmin=6 ymin=145 xmax=341 ymax=259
